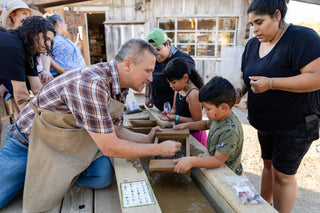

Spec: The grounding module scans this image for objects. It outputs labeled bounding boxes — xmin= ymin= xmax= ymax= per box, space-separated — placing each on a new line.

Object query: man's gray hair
xmin=115 ymin=39 xmax=158 ymax=65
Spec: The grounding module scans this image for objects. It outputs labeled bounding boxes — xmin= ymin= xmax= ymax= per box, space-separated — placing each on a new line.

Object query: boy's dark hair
xmin=164 ymin=57 xmax=204 ymax=89
xmin=199 ymin=76 xmax=235 ymax=108
xmin=17 ymin=16 xmax=55 ymax=67
xmin=248 ymin=0 xmax=287 ymax=27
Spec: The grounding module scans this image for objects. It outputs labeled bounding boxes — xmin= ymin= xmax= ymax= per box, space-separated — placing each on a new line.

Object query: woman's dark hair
xmin=17 ymin=16 xmax=55 ymax=67
xmin=247 ymin=0 xmax=287 ymax=26
xmin=46 ymin=14 xmax=64 ymax=27
xmin=164 ymin=57 xmax=204 ymax=89
xmin=199 ymin=76 xmax=235 ymax=108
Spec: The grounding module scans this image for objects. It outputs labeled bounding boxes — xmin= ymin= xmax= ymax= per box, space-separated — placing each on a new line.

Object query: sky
xmin=286 ymin=0 xmax=320 ymax=23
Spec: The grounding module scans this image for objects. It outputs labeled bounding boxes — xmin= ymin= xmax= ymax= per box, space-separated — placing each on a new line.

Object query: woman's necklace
xmin=260 ymin=23 xmax=288 ymax=56
xmin=178 ymin=83 xmax=191 ymax=100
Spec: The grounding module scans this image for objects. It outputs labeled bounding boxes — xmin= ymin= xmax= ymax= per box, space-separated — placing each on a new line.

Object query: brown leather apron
xmin=22 ymin=84 xmax=124 ymax=212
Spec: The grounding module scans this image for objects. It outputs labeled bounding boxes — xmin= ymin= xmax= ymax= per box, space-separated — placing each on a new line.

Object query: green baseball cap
xmin=146 ymin=28 xmax=172 ymax=47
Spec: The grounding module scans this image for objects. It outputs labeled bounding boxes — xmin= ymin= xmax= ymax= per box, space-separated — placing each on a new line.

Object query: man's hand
xmin=39 ymin=71 xmax=53 ymax=84
xmin=173 ymin=157 xmax=194 ymax=174
xmin=146 ymin=126 xmax=163 ymax=142
xmin=145 ymin=97 xmax=153 ymax=108
xmin=158 ymin=140 xmax=181 ymax=157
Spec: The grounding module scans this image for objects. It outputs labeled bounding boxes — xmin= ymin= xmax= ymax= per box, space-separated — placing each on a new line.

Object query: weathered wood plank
xmin=143 ymin=107 xmax=174 ymax=128
xmin=189 ymin=136 xmax=278 ymax=213
xmin=0 ymin=193 xmax=61 ymax=213
xmin=112 ymin=158 xmax=162 ymax=213
xmin=94 ymin=181 xmax=121 ymax=213
xmin=154 ymin=128 xmax=189 ymax=137
xmin=60 ymin=185 xmax=93 ymax=213
xmin=0 ymin=193 xmax=22 ymax=213
xmin=129 ymin=120 xmax=157 ymax=127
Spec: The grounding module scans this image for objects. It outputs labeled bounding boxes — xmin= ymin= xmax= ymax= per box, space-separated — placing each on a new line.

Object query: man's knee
xmin=91 ymin=166 xmax=114 ymax=189
xmin=76 ymin=157 xmax=115 ymax=189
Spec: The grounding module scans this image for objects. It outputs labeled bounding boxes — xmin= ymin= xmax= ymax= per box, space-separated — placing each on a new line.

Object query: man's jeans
xmin=0 ymin=126 xmax=114 ymax=209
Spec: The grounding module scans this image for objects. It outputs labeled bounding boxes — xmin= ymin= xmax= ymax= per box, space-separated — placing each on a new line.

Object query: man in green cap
xmin=145 ymin=28 xmax=195 ymax=111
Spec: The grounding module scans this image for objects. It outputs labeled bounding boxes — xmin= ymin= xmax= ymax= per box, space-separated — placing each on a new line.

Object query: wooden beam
xmin=25 ymin=0 xmax=89 ymax=7
xmin=143 ymin=106 xmax=174 ymax=128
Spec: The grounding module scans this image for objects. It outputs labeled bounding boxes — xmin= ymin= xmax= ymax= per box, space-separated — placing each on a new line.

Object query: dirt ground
xmin=0 ymin=101 xmax=319 ymax=212
xmin=233 ymin=99 xmax=320 ymax=213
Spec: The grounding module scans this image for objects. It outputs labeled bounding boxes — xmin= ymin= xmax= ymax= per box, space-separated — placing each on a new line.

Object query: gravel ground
xmin=233 ymin=99 xmax=320 ymax=213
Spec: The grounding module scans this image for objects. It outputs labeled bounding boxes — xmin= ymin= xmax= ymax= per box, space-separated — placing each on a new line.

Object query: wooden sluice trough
xmin=0 ymin=93 xmax=278 ymax=213
xmin=149 ymin=129 xmax=190 ymax=175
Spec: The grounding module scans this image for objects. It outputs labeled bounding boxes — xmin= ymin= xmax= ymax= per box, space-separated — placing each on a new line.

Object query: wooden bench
xmin=0 ymin=183 xmax=121 ymax=213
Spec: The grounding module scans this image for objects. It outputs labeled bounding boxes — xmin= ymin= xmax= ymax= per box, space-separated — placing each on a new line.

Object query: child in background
xmin=173 ymin=76 xmax=244 ymax=175
xmin=158 ymin=57 xmax=207 ymax=147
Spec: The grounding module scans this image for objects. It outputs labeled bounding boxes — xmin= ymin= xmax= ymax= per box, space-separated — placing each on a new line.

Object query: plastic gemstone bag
xmin=226 ymin=175 xmax=264 ymax=204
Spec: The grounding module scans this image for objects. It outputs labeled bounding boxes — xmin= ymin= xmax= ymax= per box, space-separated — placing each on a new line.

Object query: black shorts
xmin=257 ymin=115 xmax=319 ymax=175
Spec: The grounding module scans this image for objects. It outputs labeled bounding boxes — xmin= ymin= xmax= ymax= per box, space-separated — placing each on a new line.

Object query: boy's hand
xmin=173 ymin=157 xmax=193 ymax=174
xmin=173 ymin=123 xmax=188 ymax=130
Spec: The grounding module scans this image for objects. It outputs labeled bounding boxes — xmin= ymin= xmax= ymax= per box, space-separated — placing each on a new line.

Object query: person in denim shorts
xmin=239 ymin=0 xmax=320 ymax=212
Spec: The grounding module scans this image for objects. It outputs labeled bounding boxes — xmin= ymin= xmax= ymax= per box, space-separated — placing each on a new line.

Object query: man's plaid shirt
xmin=16 ymin=61 xmax=128 ymax=139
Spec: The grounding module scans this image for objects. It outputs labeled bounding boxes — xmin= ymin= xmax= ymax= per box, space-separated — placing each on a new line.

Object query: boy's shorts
xmin=257 ymin=116 xmax=318 ymax=175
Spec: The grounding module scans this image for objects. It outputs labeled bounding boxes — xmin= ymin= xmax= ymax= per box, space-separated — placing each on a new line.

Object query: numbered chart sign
xmin=120 ymin=181 xmax=156 ymax=208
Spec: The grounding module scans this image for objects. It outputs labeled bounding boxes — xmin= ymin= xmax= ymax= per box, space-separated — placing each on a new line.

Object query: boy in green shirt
xmin=173 ymin=76 xmax=244 ymax=175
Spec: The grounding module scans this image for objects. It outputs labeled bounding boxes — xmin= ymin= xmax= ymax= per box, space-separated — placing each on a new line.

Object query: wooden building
xmin=21 ymin=0 xmax=320 ymax=82
xmin=19 ymin=0 xmax=251 ymax=83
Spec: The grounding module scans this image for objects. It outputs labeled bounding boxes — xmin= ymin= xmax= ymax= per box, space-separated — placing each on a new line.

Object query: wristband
xmin=270 ymin=77 xmax=274 ymax=90
xmin=175 ymin=115 xmax=180 ymax=123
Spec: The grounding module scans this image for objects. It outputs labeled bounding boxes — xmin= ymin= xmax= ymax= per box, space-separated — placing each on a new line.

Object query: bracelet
xmin=175 ymin=115 xmax=180 ymax=123
xmin=236 ymin=88 xmax=243 ymax=97
xmin=270 ymin=77 xmax=274 ymax=90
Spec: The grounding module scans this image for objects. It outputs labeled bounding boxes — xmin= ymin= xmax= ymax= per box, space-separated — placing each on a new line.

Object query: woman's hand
xmin=39 ymin=71 xmax=54 ymax=84
xmin=249 ymin=76 xmax=271 ymax=93
xmin=159 ymin=111 xmax=175 ymax=121
xmin=173 ymin=122 xmax=188 ymax=130
xmin=145 ymin=97 xmax=153 ymax=108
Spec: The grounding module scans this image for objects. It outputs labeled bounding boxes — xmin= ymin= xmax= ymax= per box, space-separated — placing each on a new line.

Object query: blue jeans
xmin=0 ymin=127 xmax=114 ymax=209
